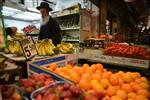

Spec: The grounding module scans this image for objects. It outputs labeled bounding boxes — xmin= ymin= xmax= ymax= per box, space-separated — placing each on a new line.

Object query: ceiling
xmin=90 ymin=0 xmax=150 ymax=28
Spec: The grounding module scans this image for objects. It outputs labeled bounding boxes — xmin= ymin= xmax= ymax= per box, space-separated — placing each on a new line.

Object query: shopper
xmin=37 ymin=2 xmax=62 ymax=46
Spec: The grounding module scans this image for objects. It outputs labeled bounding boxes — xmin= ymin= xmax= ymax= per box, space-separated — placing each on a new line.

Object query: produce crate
xmin=27 ymin=54 xmax=77 ymax=83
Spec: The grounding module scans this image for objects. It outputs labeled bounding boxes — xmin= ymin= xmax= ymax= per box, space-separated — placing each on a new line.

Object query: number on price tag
xmin=19 ymin=37 xmax=37 ymax=60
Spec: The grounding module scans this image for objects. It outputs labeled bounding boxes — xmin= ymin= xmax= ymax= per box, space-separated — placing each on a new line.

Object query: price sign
xmin=19 ymin=37 xmax=37 ymax=60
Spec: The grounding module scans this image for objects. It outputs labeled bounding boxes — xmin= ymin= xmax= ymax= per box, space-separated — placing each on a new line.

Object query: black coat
xmin=38 ymin=17 xmax=62 ymax=46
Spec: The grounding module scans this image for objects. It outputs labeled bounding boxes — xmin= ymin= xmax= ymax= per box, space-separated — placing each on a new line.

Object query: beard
xmin=40 ymin=16 xmax=50 ymax=25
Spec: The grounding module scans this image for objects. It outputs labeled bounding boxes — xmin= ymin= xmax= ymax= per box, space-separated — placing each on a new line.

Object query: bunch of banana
xmin=57 ymin=42 xmax=74 ymax=54
xmin=35 ymin=39 xmax=56 ymax=56
xmin=11 ymin=32 xmax=27 ymax=40
xmin=4 ymin=40 xmax=24 ymax=56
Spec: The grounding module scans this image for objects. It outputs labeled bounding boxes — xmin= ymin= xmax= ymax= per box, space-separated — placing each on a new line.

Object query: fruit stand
xmin=0 ymin=0 xmax=150 ymax=100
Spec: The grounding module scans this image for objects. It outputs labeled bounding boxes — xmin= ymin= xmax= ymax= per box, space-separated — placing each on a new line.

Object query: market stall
xmin=0 ymin=0 xmax=150 ymax=100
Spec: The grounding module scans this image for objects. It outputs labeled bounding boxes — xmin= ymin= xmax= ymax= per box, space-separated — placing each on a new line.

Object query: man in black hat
xmin=37 ymin=2 xmax=62 ymax=46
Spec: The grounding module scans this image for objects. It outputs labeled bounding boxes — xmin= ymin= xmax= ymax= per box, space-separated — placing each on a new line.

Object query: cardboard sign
xmin=19 ymin=37 xmax=37 ymax=60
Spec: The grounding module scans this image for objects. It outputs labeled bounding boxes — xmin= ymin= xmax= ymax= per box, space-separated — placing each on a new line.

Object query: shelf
xmin=53 ymin=12 xmax=79 ymax=18
xmin=78 ymin=49 xmax=150 ymax=69
xmin=61 ymin=27 xmax=80 ymax=30
xmin=62 ymin=39 xmax=79 ymax=42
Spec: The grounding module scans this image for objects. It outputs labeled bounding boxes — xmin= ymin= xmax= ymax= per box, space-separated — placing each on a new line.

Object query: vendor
xmin=37 ymin=2 xmax=62 ymax=46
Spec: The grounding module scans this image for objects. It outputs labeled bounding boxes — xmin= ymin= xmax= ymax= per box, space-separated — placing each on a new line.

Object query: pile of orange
xmin=47 ymin=63 xmax=150 ymax=100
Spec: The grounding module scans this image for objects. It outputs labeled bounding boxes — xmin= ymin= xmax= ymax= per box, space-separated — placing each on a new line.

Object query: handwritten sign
xmin=19 ymin=37 xmax=37 ymax=59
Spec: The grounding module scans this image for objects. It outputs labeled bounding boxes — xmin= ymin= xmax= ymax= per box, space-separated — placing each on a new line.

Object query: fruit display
xmin=4 ymin=40 xmax=24 ymax=56
xmin=35 ymin=39 xmax=56 ymax=56
xmin=0 ymin=85 xmax=23 ymax=100
xmin=17 ymin=73 xmax=55 ymax=94
xmin=46 ymin=63 xmax=150 ymax=100
xmin=104 ymin=43 xmax=150 ymax=60
xmin=57 ymin=42 xmax=74 ymax=54
xmin=31 ymin=82 xmax=84 ymax=100
xmin=22 ymin=25 xmax=39 ymax=34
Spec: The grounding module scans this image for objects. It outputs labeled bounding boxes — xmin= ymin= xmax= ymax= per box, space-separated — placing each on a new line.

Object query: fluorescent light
xmin=2 ymin=10 xmax=15 ymax=16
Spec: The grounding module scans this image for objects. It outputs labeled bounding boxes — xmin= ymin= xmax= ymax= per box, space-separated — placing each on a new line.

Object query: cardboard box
xmin=27 ymin=54 xmax=77 ymax=83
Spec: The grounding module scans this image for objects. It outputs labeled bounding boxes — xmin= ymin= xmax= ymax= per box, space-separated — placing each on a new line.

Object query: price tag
xmin=19 ymin=37 xmax=37 ymax=60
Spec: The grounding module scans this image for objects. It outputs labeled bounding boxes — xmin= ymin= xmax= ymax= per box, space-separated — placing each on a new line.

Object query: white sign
xmin=19 ymin=37 xmax=37 ymax=59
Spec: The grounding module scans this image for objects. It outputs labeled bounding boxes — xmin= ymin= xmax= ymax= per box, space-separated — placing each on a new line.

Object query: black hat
xmin=37 ymin=2 xmax=52 ymax=11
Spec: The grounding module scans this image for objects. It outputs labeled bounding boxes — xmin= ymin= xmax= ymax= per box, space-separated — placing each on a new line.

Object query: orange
xmin=140 ymin=77 xmax=148 ymax=83
xmin=54 ymin=68 xmax=61 ymax=73
xmin=81 ymin=73 xmax=92 ymax=81
xmin=106 ymin=86 xmax=117 ymax=96
xmin=79 ymin=79 xmax=91 ymax=90
xmin=91 ymin=80 xmax=104 ymax=93
xmin=131 ymin=83 xmax=142 ymax=92
xmin=86 ymin=89 xmax=94 ymax=94
xmin=122 ymin=73 xmax=133 ymax=83
xmin=114 ymin=86 xmax=121 ymax=91
xmin=47 ymin=67 xmax=53 ymax=71
xmin=67 ymin=69 xmax=74 ymax=74
xmin=95 ymin=63 xmax=104 ymax=71
xmin=137 ymin=89 xmax=149 ymax=97
xmin=73 ymin=67 xmax=85 ymax=75
xmin=103 ymin=69 xmax=107 ymax=72
xmin=92 ymin=73 xmax=102 ymax=81
xmin=136 ymin=95 xmax=148 ymax=100
xmin=65 ymin=64 xmax=73 ymax=69
xmin=118 ymin=71 xmax=125 ymax=76
xmin=135 ymin=78 xmax=142 ymax=83
xmin=100 ymin=78 xmax=110 ymax=89
xmin=110 ymin=96 xmax=122 ymax=100
xmin=95 ymin=70 xmax=102 ymax=75
xmin=128 ymin=92 xmax=137 ymax=99
xmin=49 ymin=63 xmax=58 ymax=70
xmin=102 ymin=72 xmax=111 ymax=80
xmin=118 ymin=77 xmax=124 ymax=86
xmin=139 ymin=82 xmax=149 ymax=89
xmin=101 ymin=95 xmax=110 ymax=100
xmin=82 ymin=63 xmax=90 ymax=69
xmin=116 ymin=90 xmax=127 ymax=100
xmin=90 ymin=64 xmax=97 ymax=72
xmin=121 ymin=83 xmax=133 ymax=93
xmin=70 ymin=72 xmax=80 ymax=83
xmin=109 ymin=74 xmax=118 ymax=85
xmin=86 ymin=67 xmax=94 ymax=75
xmin=130 ymin=72 xmax=141 ymax=80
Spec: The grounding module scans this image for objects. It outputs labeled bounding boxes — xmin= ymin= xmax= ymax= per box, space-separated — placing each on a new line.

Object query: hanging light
xmin=124 ymin=0 xmax=135 ymax=3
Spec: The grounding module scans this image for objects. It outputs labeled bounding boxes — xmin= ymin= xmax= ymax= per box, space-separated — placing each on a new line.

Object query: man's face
xmin=40 ymin=8 xmax=49 ymax=18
